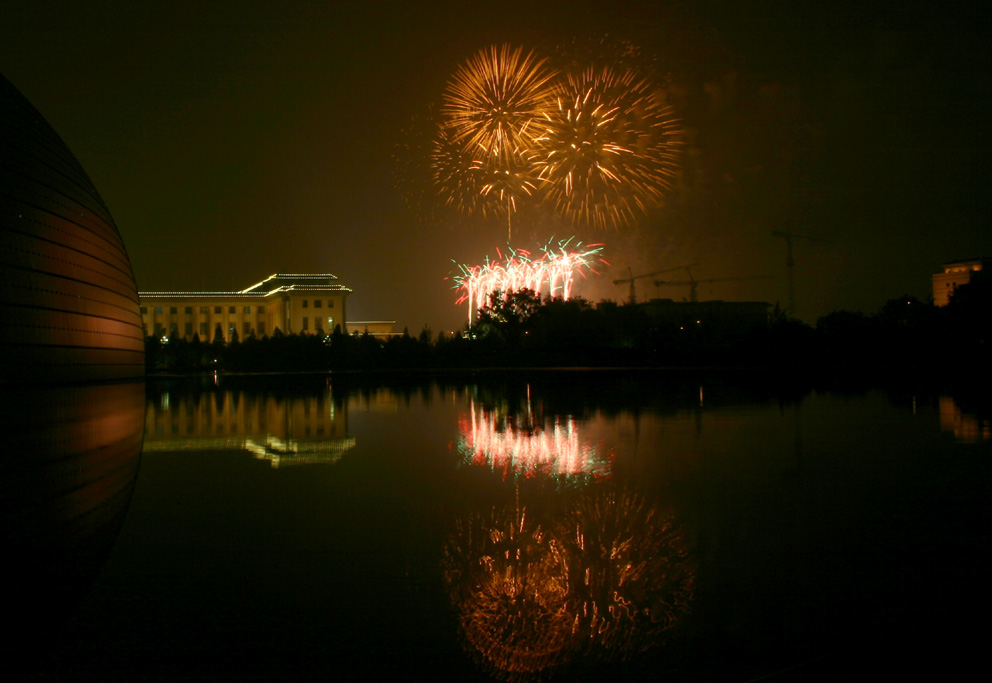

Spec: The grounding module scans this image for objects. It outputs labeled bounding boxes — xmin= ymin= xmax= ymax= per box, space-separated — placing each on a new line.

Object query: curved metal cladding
xmin=0 ymin=74 xmax=144 ymax=383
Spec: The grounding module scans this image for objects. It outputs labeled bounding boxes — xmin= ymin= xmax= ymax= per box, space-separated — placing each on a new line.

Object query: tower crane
xmin=772 ymin=226 xmax=832 ymax=316
xmin=613 ymin=264 xmax=697 ymax=305
xmin=653 ymin=271 xmax=771 ymax=302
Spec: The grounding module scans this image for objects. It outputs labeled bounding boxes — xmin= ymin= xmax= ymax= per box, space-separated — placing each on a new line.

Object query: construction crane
xmin=653 ymin=272 xmax=772 ymax=302
xmin=772 ymin=226 xmax=832 ymax=316
xmin=613 ymin=264 xmax=697 ymax=305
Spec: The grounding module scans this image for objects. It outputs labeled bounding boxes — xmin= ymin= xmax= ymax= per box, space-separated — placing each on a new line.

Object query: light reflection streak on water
xmin=938 ymin=395 xmax=991 ymax=442
xmin=456 ymin=398 xmax=611 ymax=480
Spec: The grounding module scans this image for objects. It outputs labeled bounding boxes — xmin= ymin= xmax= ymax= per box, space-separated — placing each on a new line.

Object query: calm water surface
xmin=31 ymin=372 xmax=991 ymax=681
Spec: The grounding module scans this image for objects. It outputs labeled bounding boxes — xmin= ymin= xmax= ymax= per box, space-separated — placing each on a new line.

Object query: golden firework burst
xmin=532 ymin=66 xmax=682 ymax=229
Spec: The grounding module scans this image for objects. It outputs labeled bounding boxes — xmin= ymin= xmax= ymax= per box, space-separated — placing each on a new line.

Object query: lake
xmin=19 ymin=371 xmax=991 ymax=681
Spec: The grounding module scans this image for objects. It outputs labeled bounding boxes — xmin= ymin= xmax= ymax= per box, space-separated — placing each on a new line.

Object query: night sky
xmin=3 ymin=1 xmax=988 ymax=332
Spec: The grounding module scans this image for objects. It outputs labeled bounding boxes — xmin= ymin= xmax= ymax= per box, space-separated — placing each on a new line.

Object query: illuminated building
xmin=139 ymin=273 xmax=351 ymax=341
xmin=932 ymin=258 xmax=988 ymax=306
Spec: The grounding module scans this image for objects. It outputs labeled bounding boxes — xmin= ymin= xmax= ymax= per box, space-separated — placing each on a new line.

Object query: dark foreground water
xmin=19 ymin=371 xmax=992 ymax=681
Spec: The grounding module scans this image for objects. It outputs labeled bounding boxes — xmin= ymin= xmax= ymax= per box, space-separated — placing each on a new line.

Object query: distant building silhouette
xmin=932 ymin=258 xmax=988 ymax=306
xmin=139 ymin=273 xmax=351 ymax=341
xmin=639 ymin=299 xmax=771 ymax=335
xmin=345 ymin=320 xmax=397 ymax=337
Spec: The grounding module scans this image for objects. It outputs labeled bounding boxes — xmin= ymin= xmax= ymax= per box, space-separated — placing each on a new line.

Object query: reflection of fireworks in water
xmin=457 ymin=398 xmax=611 ymax=481
xmin=444 ymin=489 xmax=695 ymax=677
xmin=451 ymin=239 xmax=607 ymax=325
xmin=442 ymin=507 xmax=572 ymax=677
xmin=533 ymin=66 xmax=681 ymax=230
xmin=558 ymin=487 xmax=695 ymax=656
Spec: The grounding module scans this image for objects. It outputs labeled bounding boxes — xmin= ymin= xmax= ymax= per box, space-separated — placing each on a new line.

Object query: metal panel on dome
xmin=1 ymin=74 xmax=144 ymax=383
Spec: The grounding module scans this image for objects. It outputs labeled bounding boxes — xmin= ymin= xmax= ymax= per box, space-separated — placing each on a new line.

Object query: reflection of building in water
xmin=350 ymin=387 xmax=401 ymax=413
xmin=457 ymin=398 xmax=611 ymax=479
xmin=143 ymin=390 xmax=355 ymax=467
xmin=939 ymin=396 xmax=990 ymax=443
xmin=932 ymin=258 xmax=988 ymax=307
xmin=139 ymin=273 xmax=351 ymax=342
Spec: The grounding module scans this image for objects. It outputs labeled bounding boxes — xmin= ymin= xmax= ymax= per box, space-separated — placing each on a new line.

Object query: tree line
xmin=145 ymin=274 xmax=988 ymax=374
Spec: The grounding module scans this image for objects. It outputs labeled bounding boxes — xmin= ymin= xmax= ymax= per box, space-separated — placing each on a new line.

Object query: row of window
xmin=142 ymin=305 xmax=266 ymax=315
xmin=154 ymin=423 xmax=335 ymax=437
xmin=153 ymin=317 xmax=337 ymax=338
xmin=301 ymin=317 xmax=334 ymax=331
xmin=142 ymin=300 xmax=338 ymax=315
xmin=154 ymin=322 xmax=267 ymax=337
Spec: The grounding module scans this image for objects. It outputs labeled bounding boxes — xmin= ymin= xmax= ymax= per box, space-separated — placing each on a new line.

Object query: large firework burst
xmin=425 ymin=41 xmax=681 ymax=234
xmin=432 ymin=123 xmax=541 ymax=223
xmin=440 ymin=44 xmax=558 ymax=166
xmin=532 ymin=66 xmax=682 ymax=229
xmin=435 ymin=45 xmax=558 ymax=237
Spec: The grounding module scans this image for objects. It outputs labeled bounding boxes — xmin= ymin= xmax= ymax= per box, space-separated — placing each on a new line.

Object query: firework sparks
xmin=532 ymin=66 xmax=682 ymax=229
xmin=425 ymin=42 xmax=681 ymax=235
xmin=451 ymin=239 xmax=607 ymax=325
xmin=441 ymin=44 xmax=557 ymax=166
xmin=432 ymin=124 xmax=540 ymax=222
xmin=435 ymin=45 xmax=558 ymax=238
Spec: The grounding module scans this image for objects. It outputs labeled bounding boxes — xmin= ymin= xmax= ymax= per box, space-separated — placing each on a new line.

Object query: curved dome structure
xmin=0 ymin=74 xmax=143 ymax=383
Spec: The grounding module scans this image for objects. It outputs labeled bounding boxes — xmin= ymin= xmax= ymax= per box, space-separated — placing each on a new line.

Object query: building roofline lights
xmin=241 ymin=273 xmax=341 ymax=293
xmin=139 ymin=292 xmax=267 ymax=297
xmin=139 ymin=286 xmax=353 ymax=299
xmin=140 ymin=273 xmax=352 ymax=299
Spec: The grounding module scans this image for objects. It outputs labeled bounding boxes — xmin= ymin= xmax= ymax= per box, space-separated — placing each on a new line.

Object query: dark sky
xmin=3 ymin=0 xmax=988 ymax=331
